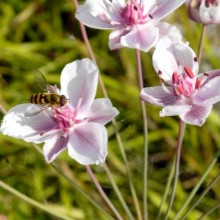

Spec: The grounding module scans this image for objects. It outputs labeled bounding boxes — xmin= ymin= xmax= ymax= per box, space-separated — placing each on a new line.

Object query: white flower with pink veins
xmin=1 ymin=59 xmax=119 ymax=165
xmin=76 ymin=0 xmax=186 ymax=52
xmin=141 ymin=34 xmax=220 ymax=126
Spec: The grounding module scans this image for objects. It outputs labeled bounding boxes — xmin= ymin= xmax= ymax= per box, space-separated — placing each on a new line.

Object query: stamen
xmin=184 ymin=66 xmax=195 ymax=79
xmin=194 ymin=57 xmax=198 ymax=62
xmin=175 ymin=85 xmax=184 ymax=95
xmin=172 ymin=72 xmax=179 ymax=84
xmin=195 ymin=78 xmax=201 ymax=89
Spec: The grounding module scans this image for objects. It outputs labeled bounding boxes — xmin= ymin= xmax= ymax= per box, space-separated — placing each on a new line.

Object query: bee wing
xmin=34 ymin=70 xmax=56 ymax=93
xmin=24 ymin=104 xmax=50 ymax=117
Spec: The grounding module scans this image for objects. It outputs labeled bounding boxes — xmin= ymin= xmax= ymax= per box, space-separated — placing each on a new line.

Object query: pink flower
xmin=187 ymin=0 xmax=220 ymax=24
xmin=140 ymin=35 xmax=220 ymax=126
xmin=75 ymin=0 xmax=185 ymax=52
xmin=0 ymin=59 xmax=119 ymax=165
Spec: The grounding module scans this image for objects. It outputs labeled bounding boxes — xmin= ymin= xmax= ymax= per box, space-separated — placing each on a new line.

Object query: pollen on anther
xmin=194 ymin=57 xmax=198 ymax=62
xmin=149 ymin=14 xmax=153 ymax=19
xmin=184 ymin=66 xmax=195 ymax=79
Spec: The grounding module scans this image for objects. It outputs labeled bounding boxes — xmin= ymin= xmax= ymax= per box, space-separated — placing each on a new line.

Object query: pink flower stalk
xmin=140 ymin=34 xmax=220 ymax=126
xmin=75 ymin=0 xmax=186 ymax=52
xmin=0 ymin=59 xmax=119 ymax=165
xmin=187 ymin=0 xmax=220 ymax=24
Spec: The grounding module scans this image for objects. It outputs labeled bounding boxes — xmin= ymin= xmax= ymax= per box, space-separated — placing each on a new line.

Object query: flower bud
xmin=187 ymin=0 xmax=220 ymax=24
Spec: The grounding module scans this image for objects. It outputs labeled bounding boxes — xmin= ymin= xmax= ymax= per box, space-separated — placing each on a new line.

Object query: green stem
xmin=173 ymin=150 xmax=220 ymax=220
xmin=73 ymin=1 xmax=140 ymax=218
xmin=32 ymin=144 xmax=114 ymax=219
xmin=85 ymin=165 xmax=123 ymax=220
xmin=156 ymin=157 xmax=176 ymax=220
xmin=198 ymin=201 xmax=220 ymax=220
xmin=103 ymin=163 xmax=135 ymax=220
xmin=164 ymin=120 xmax=186 ymax=220
xmin=135 ymin=49 xmax=148 ymax=220
xmin=197 ymin=24 xmax=207 ymax=63
xmin=0 ymin=180 xmax=74 ymax=220
xmin=181 ymin=173 xmax=220 ymax=220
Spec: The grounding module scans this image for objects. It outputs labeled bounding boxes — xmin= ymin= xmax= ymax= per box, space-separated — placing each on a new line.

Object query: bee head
xmin=60 ymin=95 xmax=68 ymax=106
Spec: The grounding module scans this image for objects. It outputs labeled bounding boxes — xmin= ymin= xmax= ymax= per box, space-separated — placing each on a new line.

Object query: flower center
xmin=172 ymin=66 xmax=201 ymax=98
xmin=122 ymin=0 xmax=147 ymax=25
xmin=52 ymin=96 xmax=85 ymax=132
xmin=53 ymin=105 xmax=76 ymax=131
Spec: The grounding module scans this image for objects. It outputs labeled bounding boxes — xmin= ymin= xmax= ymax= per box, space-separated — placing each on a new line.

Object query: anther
xmin=184 ymin=66 xmax=195 ymax=79
xmin=149 ymin=14 xmax=153 ymax=19
xmin=194 ymin=57 xmax=198 ymax=62
xmin=172 ymin=72 xmax=179 ymax=84
xmin=175 ymin=85 xmax=184 ymax=95
xmin=195 ymin=78 xmax=201 ymax=89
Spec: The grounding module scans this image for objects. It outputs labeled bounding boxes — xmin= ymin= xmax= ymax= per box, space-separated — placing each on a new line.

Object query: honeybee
xmin=25 ymin=70 xmax=67 ymax=116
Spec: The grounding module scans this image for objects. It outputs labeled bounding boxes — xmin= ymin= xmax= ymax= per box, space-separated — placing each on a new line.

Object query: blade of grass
xmin=173 ymin=150 xmax=220 ymax=220
xmin=198 ymin=201 xmax=220 ymax=220
xmin=156 ymin=157 xmax=176 ymax=220
xmin=103 ymin=163 xmax=135 ymax=220
xmin=0 ymin=180 xmax=75 ymax=220
xmin=181 ymin=172 xmax=220 ymax=219
xmin=164 ymin=120 xmax=185 ymax=220
xmin=32 ymin=143 xmax=114 ymax=220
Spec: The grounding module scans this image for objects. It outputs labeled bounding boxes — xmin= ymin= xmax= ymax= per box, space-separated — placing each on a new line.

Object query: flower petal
xmin=86 ymin=98 xmax=119 ymax=125
xmin=75 ymin=0 xmax=124 ymax=29
xmin=61 ymin=59 xmax=98 ymax=117
xmin=160 ymin=104 xmax=191 ymax=117
xmin=141 ymin=0 xmax=157 ymax=14
xmin=156 ymin=22 xmax=182 ymax=39
xmin=140 ymin=86 xmax=176 ymax=106
xmin=153 ymin=36 xmax=198 ymax=83
xmin=180 ymin=105 xmax=212 ymax=126
xmin=0 ymin=104 xmax=56 ymax=143
xmin=120 ymin=23 xmax=159 ymax=52
xmin=43 ymin=133 xmax=69 ymax=163
xmin=193 ymin=70 xmax=220 ymax=106
xmin=109 ymin=28 xmax=128 ymax=50
xmin=150 ymin=0 xmax=186 ymax=21
xmin=68 ymin=123 xmax=108 ymax=165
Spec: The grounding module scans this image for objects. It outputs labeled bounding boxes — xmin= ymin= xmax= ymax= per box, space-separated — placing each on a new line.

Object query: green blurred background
xmin=0 ymin=0 xmax=220 ymax=219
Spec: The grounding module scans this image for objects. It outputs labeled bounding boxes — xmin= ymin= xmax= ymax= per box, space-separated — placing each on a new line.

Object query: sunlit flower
xmin=75 ymin=0 xmax=185 ymax=52
xmin=0 ymin=59 xmax=119 ymax=165
xmin=187 ymin=0 xmax=220 ymax=24
xmin=140 ymin=34 xmax=220 ymax=126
